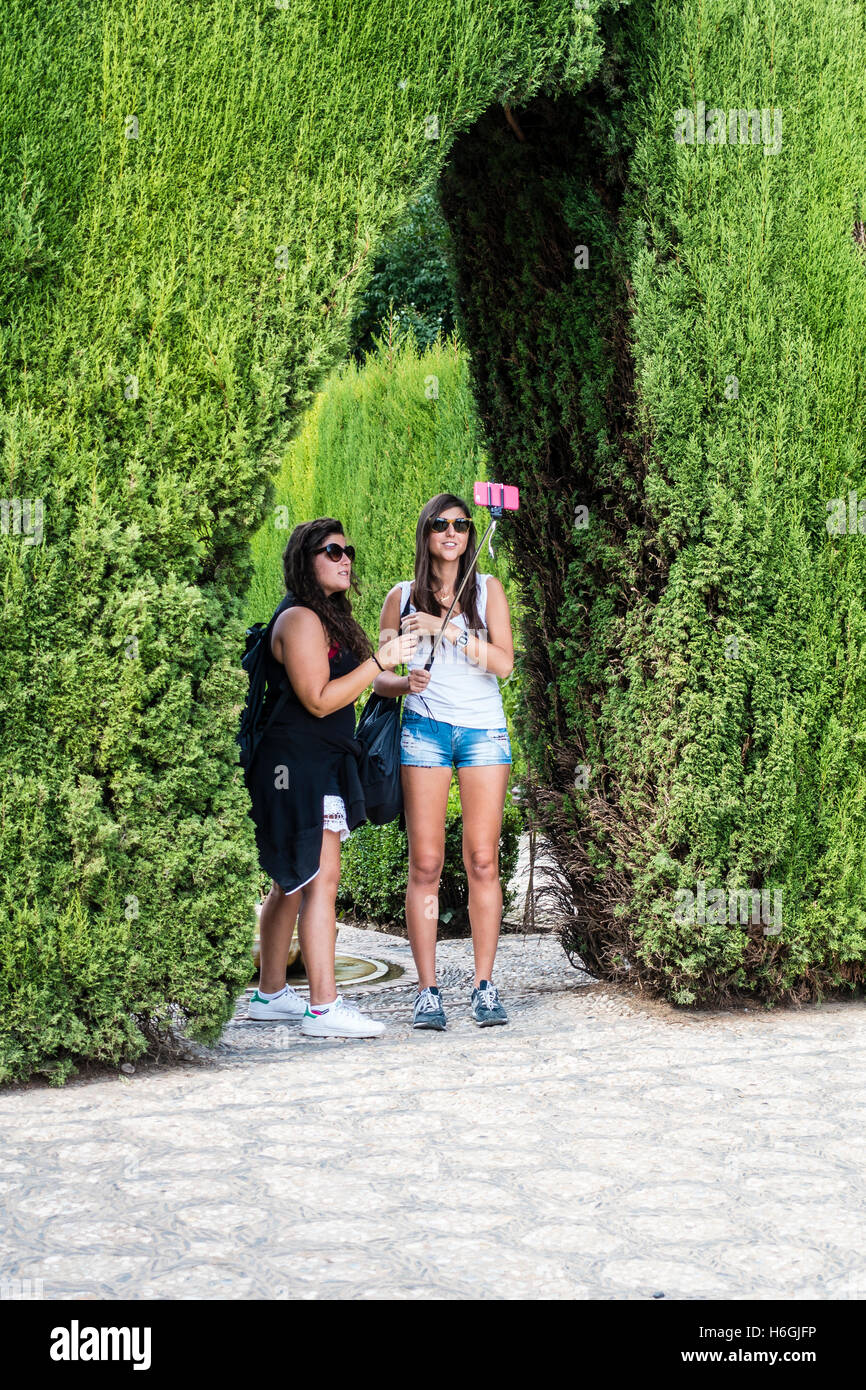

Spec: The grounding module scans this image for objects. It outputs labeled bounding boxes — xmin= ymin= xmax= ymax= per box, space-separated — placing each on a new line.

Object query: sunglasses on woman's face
xmin=429 ymin=516 xmax=471 ymax=534
xmin=314 ymin=543 xmax=355 ymax=563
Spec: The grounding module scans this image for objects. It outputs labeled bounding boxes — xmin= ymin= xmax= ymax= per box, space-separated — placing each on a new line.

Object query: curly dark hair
xmin=281 ymin=518 xmax=373 ymax=661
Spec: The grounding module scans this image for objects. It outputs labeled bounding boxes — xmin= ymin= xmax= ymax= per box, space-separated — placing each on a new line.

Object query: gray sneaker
xmin=471 ymin=979 xmax=508 ymax=1026
xmin=413 ymin=986 xmax=447 ymax=1031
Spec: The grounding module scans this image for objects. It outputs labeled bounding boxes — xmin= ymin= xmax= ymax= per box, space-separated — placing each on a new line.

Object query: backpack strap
xmin=260 ymin=595 xmax=296 ymax=735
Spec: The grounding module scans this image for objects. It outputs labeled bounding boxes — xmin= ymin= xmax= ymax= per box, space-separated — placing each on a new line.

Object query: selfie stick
xmin=422 ymin=484 xmax=516 ymax=670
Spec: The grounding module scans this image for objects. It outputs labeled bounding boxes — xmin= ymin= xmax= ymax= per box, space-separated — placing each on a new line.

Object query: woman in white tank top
xmin=373 ymin=492 xmax=515 ymax=1030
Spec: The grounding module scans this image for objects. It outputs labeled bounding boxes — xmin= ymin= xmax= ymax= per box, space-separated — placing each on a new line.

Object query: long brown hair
xmin=412 ymin=493 xmax=486 ymax=635
xmin=282 ymin=518 xmax=373 ymax=661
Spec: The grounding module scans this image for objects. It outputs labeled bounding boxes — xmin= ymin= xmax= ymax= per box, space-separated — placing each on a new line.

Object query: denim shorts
xmin=400 ymin=710 xmax=512 ymax=768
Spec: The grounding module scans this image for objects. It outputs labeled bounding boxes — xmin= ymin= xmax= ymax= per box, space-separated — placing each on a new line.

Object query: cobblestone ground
xmin=3 ymin=924 xmax=866 ymax=1301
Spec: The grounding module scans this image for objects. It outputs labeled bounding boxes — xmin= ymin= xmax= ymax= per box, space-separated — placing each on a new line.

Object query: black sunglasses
xmin=313 ymin=542 xmax=355 ymax=563
xmin=429 ymin=516 xmax=471 ymax=533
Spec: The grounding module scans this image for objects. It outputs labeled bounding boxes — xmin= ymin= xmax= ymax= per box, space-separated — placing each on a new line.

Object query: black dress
xmin=244 ymin=596 xmax=369 ymax=893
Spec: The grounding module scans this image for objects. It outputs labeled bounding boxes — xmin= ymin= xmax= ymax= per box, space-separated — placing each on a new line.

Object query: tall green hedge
xmin=439 ymin=0 xmax=866 ymax=1003
xmin=1 ymin=0 xmax=596 ymax=1081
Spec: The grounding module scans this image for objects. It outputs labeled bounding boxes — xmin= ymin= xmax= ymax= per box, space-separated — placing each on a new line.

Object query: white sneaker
xmin=300 ymin=994 xmax=386 ymax=1038
xmin=247 ymin=985 xmax=307 ymax=1021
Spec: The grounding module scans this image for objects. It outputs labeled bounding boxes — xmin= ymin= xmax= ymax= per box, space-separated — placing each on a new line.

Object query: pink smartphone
xmin=474 ymin=481 xmax=520 ymax=511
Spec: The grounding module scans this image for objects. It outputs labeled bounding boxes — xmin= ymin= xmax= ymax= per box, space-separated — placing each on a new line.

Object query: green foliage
xmin=440 ymin=0 xmax=866 ymax=1003
xmin=338 ymin=783 xmax=523 ymax=931
xmin=348 ymin=191 xmax=458 ymax=361
xmin=1 ymin=0 xmax=589 ymax=1080
xmin=9 ymin=0 xmax=859 ymax=1075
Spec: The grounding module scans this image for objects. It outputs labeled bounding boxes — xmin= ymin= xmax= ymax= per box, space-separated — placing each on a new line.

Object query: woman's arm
xmin=468 ymin=576 xmax=514 ymax=677
xmin=372 ymin=586 xmax=409 ymax=698
xmin=273 ymin=606 xmax=415 ymax=717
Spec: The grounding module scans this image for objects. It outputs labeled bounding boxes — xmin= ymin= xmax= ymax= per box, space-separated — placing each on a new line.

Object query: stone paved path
xmin=2 ymin=925 xmax=866 ymax=1300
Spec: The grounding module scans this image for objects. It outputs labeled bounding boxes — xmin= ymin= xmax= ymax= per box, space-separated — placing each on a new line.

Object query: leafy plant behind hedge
xmin=348 ymin=191 xmax=458 ymax=363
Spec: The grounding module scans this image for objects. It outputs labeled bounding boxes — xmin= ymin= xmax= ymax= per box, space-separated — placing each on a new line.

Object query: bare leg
xmin=457 ymin=764 xmax=510 ymax=987
xmin=296 ymin=829 xmax=342 ymax=1007
xmin=402 ymin=765 xmax=452 ymax=989
xmin=258 ymin=879 xmax=301 ymax=995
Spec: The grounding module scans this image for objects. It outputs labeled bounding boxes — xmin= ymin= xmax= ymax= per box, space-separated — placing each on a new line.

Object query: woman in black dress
xmin=245 ymin=518 xmax=416 ymax=1038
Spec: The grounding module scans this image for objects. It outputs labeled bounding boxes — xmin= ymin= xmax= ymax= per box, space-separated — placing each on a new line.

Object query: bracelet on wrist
xmin=372 ymin=653 xmax=384 ymax=671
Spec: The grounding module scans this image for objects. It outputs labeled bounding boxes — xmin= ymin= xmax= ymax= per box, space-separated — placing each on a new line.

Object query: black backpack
xmin=354 ymin=590 xmax=412 ymax=825
xmin=237 ymin=594 xmax=295 ymax=772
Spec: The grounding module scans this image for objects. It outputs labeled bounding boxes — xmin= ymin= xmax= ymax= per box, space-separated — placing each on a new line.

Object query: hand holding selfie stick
xmin=422 ymin=482 xmax=519 ymax=670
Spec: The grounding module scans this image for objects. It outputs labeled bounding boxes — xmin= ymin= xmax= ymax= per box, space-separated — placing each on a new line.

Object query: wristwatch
xmin=455 ymin=627 xmax=469 ymax=650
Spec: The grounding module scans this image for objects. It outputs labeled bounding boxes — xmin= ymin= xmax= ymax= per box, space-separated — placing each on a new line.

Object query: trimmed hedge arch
xmin=2 ymin=0 xmax=865 ymax=1081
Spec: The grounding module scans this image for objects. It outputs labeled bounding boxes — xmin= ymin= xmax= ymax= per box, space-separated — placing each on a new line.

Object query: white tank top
xmin=401 ymin=573 xmax=507 ymax=729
